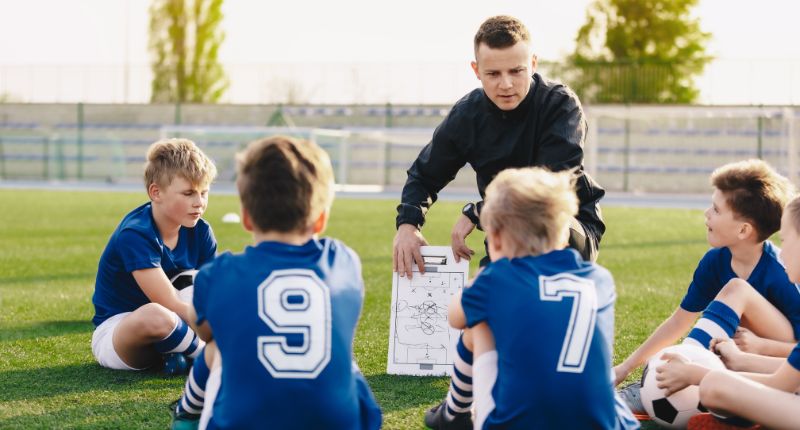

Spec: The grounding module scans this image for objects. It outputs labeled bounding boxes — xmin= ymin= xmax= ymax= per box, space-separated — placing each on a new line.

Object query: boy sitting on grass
xmin=656 ymin=195 xmax=800 ymax=430
xmin=444 ymin=167 xmax=639 ymax=429
xmin=91 ymin=138 xmax=217 ymax=372
xmin=183 ymin=136 xmax=382 ymax=430
xmin=614 ymin=159 xmax=799 ymax=414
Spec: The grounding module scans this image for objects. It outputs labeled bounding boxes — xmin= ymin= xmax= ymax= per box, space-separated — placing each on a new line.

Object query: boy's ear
xmin=147 ymin=183 xmax=161 ymax=202
xmin=312 ymin=210 xmax=329 ymax=235
xmin=738 ymin=222 xmax=755 ymax=240
xmin=241 ymin=206 xmax=254 ymax=232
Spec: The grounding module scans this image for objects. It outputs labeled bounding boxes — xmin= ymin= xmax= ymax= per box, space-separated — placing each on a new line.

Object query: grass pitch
xmin=0 ymin=188 xmax=710 ymax=429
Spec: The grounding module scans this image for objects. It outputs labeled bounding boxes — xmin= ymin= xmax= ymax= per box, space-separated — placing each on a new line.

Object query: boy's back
xmin=194 ymin=236 xmax=380 ymax=429
xmin=462 ymin=248 xmax=620 ymax=429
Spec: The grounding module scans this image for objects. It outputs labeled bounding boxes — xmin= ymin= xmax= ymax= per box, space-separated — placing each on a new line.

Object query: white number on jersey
xmin=539 ymin=273 xmax=598 ymax=373
xmin=256 ymin=269 xmax=332 ymax=379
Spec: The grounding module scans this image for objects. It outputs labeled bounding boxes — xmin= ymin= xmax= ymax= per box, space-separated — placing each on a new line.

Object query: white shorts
xmin=473 ymin=350 xmax=499 ymax=430
xmin=91 ymin=312 xmax=145 ymax=370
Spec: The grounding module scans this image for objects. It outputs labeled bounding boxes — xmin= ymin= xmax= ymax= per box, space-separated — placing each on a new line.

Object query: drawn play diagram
xmin=387 ymin=246 xmax=468 ymax=376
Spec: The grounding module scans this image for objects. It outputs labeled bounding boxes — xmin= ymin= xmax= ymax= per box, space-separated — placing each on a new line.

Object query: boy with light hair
xmin=615 ymin=159 xmax=800 ymax=415
xmin=91 ymin=138 xmax=217 ymax=374
xmin=182 ymin=136 xmax=382 ymax=429
xmin=439 ymin=167 xmax=638 ymax=429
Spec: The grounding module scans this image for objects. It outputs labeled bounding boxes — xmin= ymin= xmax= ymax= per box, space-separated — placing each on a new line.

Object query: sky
xmin=1 ymin=0 xmax=800 ymax=104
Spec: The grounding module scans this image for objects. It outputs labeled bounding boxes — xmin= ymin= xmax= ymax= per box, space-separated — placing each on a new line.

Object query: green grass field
xmin=0 ymin=188 xmax=711 ymax=429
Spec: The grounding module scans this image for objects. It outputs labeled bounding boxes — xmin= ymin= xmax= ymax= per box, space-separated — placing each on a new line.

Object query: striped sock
xmin=683 ymin=301 xmax=740 ymax=349
xmin=176 ymin=347 xmax=210 ymax=416
xmin=444 ymin=334 xmax=473 ymax=421
xmin=154 ymin=315 xmax=203 ymax=359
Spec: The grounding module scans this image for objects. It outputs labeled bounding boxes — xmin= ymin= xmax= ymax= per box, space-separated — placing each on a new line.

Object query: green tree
xmin=149 ymin=0 xmax=229 ymax=103
xmin=563 ymin=0 xmax=711 ymax=103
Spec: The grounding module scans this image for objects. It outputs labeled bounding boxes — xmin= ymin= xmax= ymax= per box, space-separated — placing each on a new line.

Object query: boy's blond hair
xmin=480 ymin=167 xmax=578 ymax=256
xmin=711 ymin=159 xmax=796 ymax=242
xmin=236 ymin=135 xmax=334 ymax=233
xmin=786 ymin=196 xmax=800 ymax=236
xmin=144 ymin=138 xmax=217 ymax=189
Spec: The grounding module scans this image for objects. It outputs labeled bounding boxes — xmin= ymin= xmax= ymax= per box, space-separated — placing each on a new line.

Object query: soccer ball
xmin=169 ymin=269 xmax=197 ymax=304
xmin=640 ymin=344 xmax=726 ymax=429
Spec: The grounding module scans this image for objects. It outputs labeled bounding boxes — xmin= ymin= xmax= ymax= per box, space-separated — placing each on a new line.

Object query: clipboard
xmin=386 ymin=246 xmax=468 ymax=376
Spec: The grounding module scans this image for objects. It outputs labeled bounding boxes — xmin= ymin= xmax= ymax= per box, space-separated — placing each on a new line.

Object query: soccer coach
xmin=392 ymin=15 xmax=606 ymax=279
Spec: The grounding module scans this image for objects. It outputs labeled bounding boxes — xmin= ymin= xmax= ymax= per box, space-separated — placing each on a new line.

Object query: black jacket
xmin=396 ymin=73 xmax=606 ymax=258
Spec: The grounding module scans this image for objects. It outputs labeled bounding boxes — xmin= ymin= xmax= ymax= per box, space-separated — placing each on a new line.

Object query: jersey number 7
xmin=257 ymin=269 xmax=332 ymax=379
xmin=539 ymin=273 xmax=598 ymax=374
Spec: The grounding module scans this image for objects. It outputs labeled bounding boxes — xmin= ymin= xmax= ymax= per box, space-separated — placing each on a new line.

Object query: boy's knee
xmin=461 ymin=329 xmax=474 ymax=352
xmin=698 ymin=371 xmax=729 ymax=410
xmin=134 ymin=303 xmax=177 ymax=338
xmin=717 ymin=278 xmax=754 ymax=302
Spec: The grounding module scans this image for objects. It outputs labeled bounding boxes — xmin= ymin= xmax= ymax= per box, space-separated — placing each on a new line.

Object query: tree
xmin=563 ymin=0 xmax=711 ymax=103
xmin=149 ymin=0 xmax=229 ymax=103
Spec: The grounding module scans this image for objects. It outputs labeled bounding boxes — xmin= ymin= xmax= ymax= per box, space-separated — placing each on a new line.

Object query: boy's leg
xmin=424 ymin=331 xmax=473 ymax=429
xmin=698 ymin=369 xmax=800 ymax=429
xmin=91 ymin=312 xmax=148 ymax=370
xmin=175 ymin=342 xmax=215 ymax=417
xmin=113 ymin=302 xmax=202 ymax=369
xmin=198 ymin=348 xmax=222 ymax=430
xmin=472 ymin=350 xmax=498 ymax=430
xmin=684 ymin=279 xmax=794 ymax=350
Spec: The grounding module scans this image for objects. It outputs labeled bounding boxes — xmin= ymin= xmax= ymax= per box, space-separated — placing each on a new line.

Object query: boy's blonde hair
xmin=711 ymin=159 xmax=796 ymax=242
xmin=144 ymin=138 xmax=217 ymax=189
xmin=236 ymin=135 xmax=334 ymax=233
xmin=480 ymin=167 xmax=578 ymax=256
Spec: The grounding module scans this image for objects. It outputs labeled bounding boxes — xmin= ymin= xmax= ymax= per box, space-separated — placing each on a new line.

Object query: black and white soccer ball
xmin=169 ymin=269 xmax=197 ymax=304
xmin=640 ymin=344 xmax=725 ymax=429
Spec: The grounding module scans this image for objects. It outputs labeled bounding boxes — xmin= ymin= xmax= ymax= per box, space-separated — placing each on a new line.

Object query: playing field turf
xmin=0 ymin=188 xmax=711 ymax=429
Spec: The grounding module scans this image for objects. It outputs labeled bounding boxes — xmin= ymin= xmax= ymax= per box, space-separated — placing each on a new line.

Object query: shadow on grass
xmin=366 ymin=373 xmax=447 ymax=413
xmin=0 ymin=362 xmax=182 ymax=402
xmin=0 ymin=320 xmax=93 ymax=342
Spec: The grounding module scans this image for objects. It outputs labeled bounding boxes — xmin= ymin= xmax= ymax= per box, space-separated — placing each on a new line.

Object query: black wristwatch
xmin=462 ymin=202 xmax=481 ymax=226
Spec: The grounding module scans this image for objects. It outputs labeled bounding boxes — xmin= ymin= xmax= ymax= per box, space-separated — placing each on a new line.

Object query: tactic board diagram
xmin=387 ymin=246 xmax=468 ymax=376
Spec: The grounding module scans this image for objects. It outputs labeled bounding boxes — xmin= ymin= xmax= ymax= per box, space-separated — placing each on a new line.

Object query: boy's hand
xmin=655 ymin=353 xmax=698 ymax=397
xmin=612 ymin=364 xmax=631 ymax=386
xmin=393 ymin=224 xmax=428 ymax=279
xmin=733 ymin=327 xmax=764 ymax=354
xmin=710 ymin=338 xmax=744 ymax=370
xmin=451 ymin=214 xmax=476 ymax=263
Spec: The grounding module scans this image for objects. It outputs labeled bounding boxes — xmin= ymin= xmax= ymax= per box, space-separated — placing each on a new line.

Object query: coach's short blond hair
xmin=785 ymin=196 xmax=800 ymax=236
xmin=144 ymin=138 xmax=216 ymax=189
xmin=236 ymin=135 xmax=334 ymax=233
xmin=481 ymin=167 xmax=578 ymax=256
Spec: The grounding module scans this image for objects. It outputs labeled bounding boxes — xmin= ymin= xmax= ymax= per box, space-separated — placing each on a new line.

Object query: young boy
xmin=655 ymin=195 xmax=800 ymax=430
xmin=615 ymin=159 xmax=799 ymax=410
xmin=440 ymin=167 xmax=639 ymax=429
xmin=91 ymin=138 xmax=216 ymax=372
xmin=186 ymin=135 xmax=381 ymax=429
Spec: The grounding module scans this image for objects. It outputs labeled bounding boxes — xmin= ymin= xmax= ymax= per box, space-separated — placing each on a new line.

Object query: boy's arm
xmin=132 ymin=268 xmax=192 ymax=323
xmin=712 ymin=338 xmax=784 ymax=373
xmin=739 ymin=361 xmax=800 ymax=393
xmin=449 ymin=292 xmax=466 ymax=330
xmin=737 ymin=334 xmax=795 ymax=358
xmin=614 ymin=307 xmax=699 ymax=385
xmin=187 ymin=304 xmax=213 ymax=342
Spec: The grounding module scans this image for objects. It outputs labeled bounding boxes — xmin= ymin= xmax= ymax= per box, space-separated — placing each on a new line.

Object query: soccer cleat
xmin=423 ymin=401 xmax=472 ymax=430
xmin=163 ymin=353 xmax=191 ymax=376
xmin=618 ymin=381 xmax=647 ymax=416
xmin=169 ymin=399 xmax=200 ymax=430
xmin=687 ymin=413 xmax=762 ymax=430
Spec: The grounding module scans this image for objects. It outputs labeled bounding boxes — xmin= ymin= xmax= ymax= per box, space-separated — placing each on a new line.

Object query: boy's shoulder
xmin=116 ymin=202 xmax=154 ymax=234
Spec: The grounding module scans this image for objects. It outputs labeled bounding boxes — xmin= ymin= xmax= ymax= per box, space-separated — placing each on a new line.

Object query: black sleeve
xmin=396 ymin=114 xmax=468 ymax=229
xmin=538 ymin=89 xmax=606 ymax=259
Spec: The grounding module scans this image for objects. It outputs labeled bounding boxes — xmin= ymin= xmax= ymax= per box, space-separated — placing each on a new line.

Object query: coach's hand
xmin=451 ymin=214 xmax=476 ymax=263
xmin=393 ymin=224 xmax=428 ymax=279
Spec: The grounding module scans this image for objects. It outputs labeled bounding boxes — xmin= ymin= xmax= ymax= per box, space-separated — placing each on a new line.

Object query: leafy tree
xmin=562 ymin=0 xmax=711 ymax=103
xmin=149 ymin=0 xmax=229 ymax=103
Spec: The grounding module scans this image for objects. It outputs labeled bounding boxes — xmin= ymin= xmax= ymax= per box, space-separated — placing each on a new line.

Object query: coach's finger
xmin=413 ymin=247 xmax=425 ymax=277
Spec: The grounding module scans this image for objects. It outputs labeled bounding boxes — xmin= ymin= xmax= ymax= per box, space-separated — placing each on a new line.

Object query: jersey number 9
xmin=257 ymin=269 xmax=332 ymax=379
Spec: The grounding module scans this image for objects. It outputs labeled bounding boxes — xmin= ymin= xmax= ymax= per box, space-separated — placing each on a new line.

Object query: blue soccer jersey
xmin=680 ymin=241 xmax=800 ymax=337
xmin=193 ymin=238 xmax=382 ymax=430
xmin=461 ymin=248 xmax=635 ymax=430
xmin=788 ymin=343 xmax=800 ymax=371
xmin=92 ymin=202 xmax=216 ymax=326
